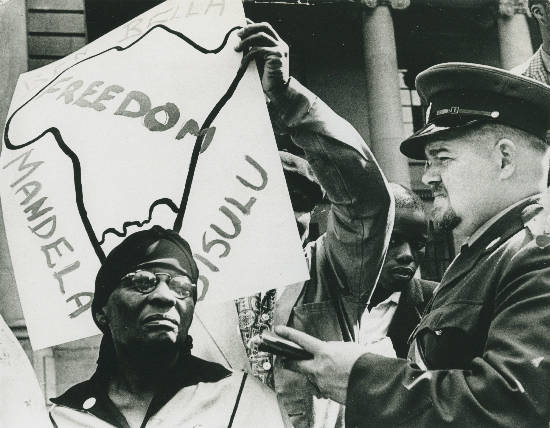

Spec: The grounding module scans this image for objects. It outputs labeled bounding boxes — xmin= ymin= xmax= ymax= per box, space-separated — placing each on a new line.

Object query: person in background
xmin=235 ymin=179 xmax=435 ymax=392
xmin=513 ymin=0 xmax=550 ymax=83
xmin=49 ymin=226 xmax=287 ymax=428
xmin=277 ymin=62 xmax=550 ymax=428
xmin=360 ymin=183 xmax=435 ymax=359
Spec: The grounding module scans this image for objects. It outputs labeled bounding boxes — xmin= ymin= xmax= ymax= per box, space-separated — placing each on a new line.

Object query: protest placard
xmin=1 ymin=0 xmax=309 ymax=350
xmin=0 ymin=315 xmax=50 ymax=427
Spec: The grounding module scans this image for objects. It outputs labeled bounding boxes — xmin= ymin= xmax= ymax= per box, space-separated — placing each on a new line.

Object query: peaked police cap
xmin=400 ymin=62 xmax=550 ymax=160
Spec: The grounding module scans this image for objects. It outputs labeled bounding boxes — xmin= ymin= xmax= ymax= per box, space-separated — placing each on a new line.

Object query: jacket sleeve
xmin=268 ymin=78 xmax=393 ymax=300
xmin=345 ymin=246 xmax=550 ymax=428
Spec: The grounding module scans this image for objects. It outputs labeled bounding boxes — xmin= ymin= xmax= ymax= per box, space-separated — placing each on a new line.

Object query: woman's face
xmin=98 ymin=265 xmax=195 ymax=349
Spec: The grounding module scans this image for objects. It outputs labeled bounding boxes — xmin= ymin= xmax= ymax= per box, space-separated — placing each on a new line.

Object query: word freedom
xmin=39 ymin=76 xmax=216 ymax=152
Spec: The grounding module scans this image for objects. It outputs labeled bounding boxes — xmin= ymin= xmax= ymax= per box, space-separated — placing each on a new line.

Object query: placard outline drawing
xmin=3 ymin=24 xmax=246 ymax=264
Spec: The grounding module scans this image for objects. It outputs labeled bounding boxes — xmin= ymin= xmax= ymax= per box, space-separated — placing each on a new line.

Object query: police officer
xmin=276 ymin=63 xmax=550 ymax=428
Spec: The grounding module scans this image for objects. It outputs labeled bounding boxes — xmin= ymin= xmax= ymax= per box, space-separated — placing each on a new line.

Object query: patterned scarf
xmin=235 ymin=289 xmax=277 ymax=388
xmin=521 ymin=47 xmax=550 ymax=85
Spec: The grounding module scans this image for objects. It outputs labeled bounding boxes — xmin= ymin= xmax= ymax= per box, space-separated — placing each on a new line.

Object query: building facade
xmin=0 ymin=0 xmax=538 ymax=401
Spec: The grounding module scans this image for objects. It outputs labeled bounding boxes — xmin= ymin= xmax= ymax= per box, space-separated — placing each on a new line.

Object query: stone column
xmin=361 ymin=0 xmax=411 ymax=186
xmin=497 ymin=0 xmax=533 ymax=70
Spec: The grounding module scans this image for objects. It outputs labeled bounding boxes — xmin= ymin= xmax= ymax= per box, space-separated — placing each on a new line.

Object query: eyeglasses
xmin=120 ymin=270 xmax=196 ymax=300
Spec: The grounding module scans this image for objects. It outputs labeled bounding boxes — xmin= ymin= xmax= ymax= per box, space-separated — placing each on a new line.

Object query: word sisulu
xmin=2 ymin=150 xmax=92 ymax=319
xmin=193 ymin=154 xmax=268 ymax=300
xmin=39 ymin=76 xmax=217 ymax=152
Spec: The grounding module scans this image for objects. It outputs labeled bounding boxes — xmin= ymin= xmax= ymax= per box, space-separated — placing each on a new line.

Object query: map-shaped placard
xmin=1 ymin=0 xmax=308 ymax=349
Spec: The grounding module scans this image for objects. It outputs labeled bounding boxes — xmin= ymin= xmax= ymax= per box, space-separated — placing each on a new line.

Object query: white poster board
xmin=0 ymin=315 xmax=50 ymax=427
xmin=0 ymin=0 xmax=308 ymax=350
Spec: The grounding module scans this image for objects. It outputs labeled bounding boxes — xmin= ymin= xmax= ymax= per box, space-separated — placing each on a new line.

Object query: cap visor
xmin=400 ymin=122 xmax=453 ymax=160
xmin=400 ymin=117 xmax=492 ymax=160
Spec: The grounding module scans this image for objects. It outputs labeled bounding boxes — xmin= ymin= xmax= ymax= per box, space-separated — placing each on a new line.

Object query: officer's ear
xmin=494 ymin=138 xmax=516 ymax=179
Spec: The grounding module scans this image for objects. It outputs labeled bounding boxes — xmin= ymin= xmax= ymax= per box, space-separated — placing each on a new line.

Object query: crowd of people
xmin=4 ymin=1 xmax=550 ymax=427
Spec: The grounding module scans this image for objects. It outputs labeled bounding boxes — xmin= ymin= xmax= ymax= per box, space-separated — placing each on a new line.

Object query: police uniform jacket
xmin=346 ymin=195 xmax=550 ymax=427
xmin=387 ymin=278 xmax=436 ymax=359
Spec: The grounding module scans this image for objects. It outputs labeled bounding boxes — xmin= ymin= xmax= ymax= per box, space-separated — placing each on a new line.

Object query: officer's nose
xmin=421 ymin=161 xmax=440 ymax=186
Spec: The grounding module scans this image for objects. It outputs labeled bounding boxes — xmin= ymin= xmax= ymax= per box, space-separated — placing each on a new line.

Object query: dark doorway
xmin=85 ymin=0 xmax=164 ymax=42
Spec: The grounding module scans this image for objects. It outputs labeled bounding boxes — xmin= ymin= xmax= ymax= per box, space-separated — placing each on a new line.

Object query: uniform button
xmin=261 ymin=313 xmax=270 ymax=321
xmin=83 ymin=397 xmax=96 ymax=409
xmin=262 ymin=361 xmax=272 ymax=370
xmin=434 ymin=329 xmax=443 ymax=336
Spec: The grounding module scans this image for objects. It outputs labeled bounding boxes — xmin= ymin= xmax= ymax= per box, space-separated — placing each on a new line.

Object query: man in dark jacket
xmin=194 ymin=21 xmax=434 ymax=428
xmin=276 ymin=63 xmax=550 ymax=427
xmin=194 ymin=20 xmax=394 ymax=428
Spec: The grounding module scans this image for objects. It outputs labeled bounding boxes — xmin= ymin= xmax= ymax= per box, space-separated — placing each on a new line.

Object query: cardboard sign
xmin=0 ymin=315 xmax=50 ymax=427
xmin=1 ymin=0 xmax=308 ymax=350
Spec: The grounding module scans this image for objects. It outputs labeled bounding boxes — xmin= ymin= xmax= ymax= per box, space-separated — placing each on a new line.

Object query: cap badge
xmin=435 ymin=107 xmax=500 ymax=120
xmin=83 ymin=397 xmax=96 ymax=410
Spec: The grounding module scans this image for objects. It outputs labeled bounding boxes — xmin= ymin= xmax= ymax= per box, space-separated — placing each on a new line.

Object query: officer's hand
xmin=235 ymin=19 xmax=289 ymax=97
xmin=275 ymin=325 xmax=366 ymax=404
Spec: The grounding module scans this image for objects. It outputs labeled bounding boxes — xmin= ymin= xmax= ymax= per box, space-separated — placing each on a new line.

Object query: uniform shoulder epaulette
xmin=522 ymin=204 xmax=550 ymax=248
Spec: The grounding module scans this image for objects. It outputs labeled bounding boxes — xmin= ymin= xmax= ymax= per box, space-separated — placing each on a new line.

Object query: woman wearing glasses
xmin=49 ymin=226 xmax=286 ymax=428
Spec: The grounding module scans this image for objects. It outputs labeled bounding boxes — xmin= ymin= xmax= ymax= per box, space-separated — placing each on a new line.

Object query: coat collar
xmin=388 ymin=278 xmax=436 ymax=358
xmin=50 ymin=352 xmax=231 ymax=427
xmin=439 ymin=195 xmax=544 ymax=292
xmin=390 ymin=278 xmax=431 ymax=324
xmin=465 ymin=195 xmax=537 ymax=247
